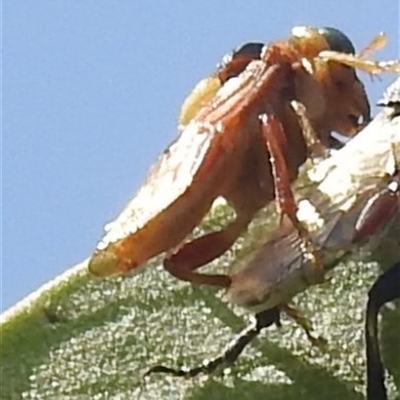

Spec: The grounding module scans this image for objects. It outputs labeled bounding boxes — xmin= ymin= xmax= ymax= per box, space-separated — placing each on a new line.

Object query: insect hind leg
xmin=164 ymin=213 xmax=252 ymax=288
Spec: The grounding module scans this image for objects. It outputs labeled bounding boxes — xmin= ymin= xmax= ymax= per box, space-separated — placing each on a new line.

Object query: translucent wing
xmin=89 ymin=59 xmax=279 ymax=276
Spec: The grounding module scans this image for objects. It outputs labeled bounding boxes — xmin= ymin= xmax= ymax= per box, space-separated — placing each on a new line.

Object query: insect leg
xmin=260 ymin=113 xmax=325 ymax=283
xmin=290 ymin=100 xmax=328 ymax=156
xmin=260 ymin=112 xmax=328 ymax=345
xmin=352 ymin=170 xmax=399 ymax=244
xmin=144 ymin=307 xmax=281 ymax=378
xmin=366 ymin=261 xmax=400 ymax=400
xmin=280 ymin=304 xmax=326 ymax=347
xmin=164 ymin=213 xmax=253 ymax=288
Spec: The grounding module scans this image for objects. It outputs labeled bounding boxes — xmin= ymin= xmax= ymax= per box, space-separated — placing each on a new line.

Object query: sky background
xmin=3 ymin=1 xmax=399 ymax=312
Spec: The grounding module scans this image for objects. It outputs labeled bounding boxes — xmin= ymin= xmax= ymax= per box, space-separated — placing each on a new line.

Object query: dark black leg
xmin=366 ymin=261 xmax=400 ymax=400
xmin=144 ymin=307 xmax=281 ymax=378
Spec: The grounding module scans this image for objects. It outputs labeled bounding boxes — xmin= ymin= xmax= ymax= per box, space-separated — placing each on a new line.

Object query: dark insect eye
xmin=318 ymin=27 xmax=356 ymax=54
xmin=221 ymin=42 xmax=264 ymax=67
xmin=232 ymin=42 xmax=264 ymax=59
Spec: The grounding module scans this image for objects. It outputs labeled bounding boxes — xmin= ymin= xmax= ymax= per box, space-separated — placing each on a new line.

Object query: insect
xmin=145 ymin=78 xmax=400 ymax=399
xmin=349 ymin=159 xmax=400 ymax=400
xmin=144 ymin=80 xmax=400 ymax=384
xmin=363 ymin=79 xmax=400 ymax=400
xmin=366 ymin=261 xmax=400 ymax=400
xmin=89 ymin=26 xmax=388 ymax=287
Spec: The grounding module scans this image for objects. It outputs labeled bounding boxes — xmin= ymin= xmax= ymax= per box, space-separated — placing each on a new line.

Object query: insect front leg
xmin=144 ymin=307 xmax=281 ymax=378
xmin=260 ymin=112 xmax=326 ymax=345
xmin=164 ymin=212 xmax=253 ymax=288
xmin=260 ymin=112 xmax=325 ymax=284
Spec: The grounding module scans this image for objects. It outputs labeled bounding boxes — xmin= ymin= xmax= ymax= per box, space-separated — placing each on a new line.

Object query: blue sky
xmin=3 ymin=1 xmax=399 ymax=311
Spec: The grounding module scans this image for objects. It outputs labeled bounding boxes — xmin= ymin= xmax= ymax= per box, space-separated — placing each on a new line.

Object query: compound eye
xmin=221 ymin=42 xmax=264 ymax=67
xmin=232 ymin=42 xmax=264 ymax=59
xmin=318 ymin=27 xmax=356 ymax=54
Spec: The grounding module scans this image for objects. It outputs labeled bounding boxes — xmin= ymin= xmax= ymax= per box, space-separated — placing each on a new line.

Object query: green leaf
xmin=2 ymin=235 xmax=399 ymax=400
